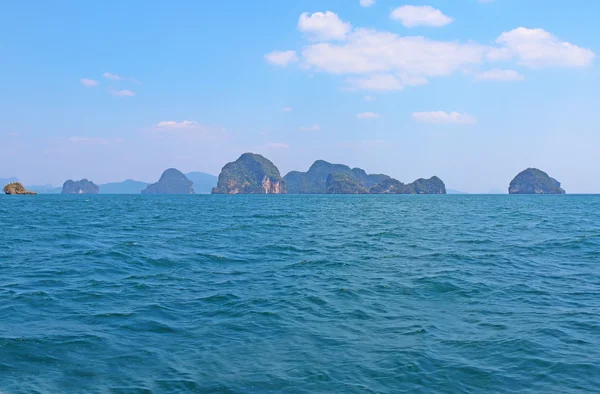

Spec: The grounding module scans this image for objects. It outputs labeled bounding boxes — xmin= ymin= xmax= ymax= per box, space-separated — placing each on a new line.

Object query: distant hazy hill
xmin=26 ymin=184 xmax=61 ymax=194
xmin=186 ymin=172 xmax=218 ymax=194
xmin=447 ymin=189 xmax=468 ymax=194
xmin=99 ymin=179 xmax=148 ymax=194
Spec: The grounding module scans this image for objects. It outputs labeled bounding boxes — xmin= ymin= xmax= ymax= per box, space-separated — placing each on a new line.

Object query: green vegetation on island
xmin=142 ymin=169 xmax=194 ymax=194
xmin=326 ymin=173 xmax=370 ymax=194
xmin=283 ymin=159 xmax=446 ymax=195
xmin=212 ymin=153 xmax=286 ymax=194
xmin=284 ymin=160 xmax=389 ymax=194
xmin=3 ymin=182 xmax=36 ymax=195
xmin=61 ymin=179 xmax=99 ymax=194
xmin=509 ymin=168 xmax=566 ymax=194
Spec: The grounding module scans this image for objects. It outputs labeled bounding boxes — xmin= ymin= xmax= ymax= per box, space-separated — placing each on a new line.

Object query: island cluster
xmin=3 ymin=153 xmax=566 ymax=195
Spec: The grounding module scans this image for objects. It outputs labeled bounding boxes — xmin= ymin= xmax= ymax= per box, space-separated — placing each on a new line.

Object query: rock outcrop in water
xmin=212 ymin=153 xmax=286 ymax=194
xmin=142 ymin=168 xmax=194 ymax=194
xmin=3 ymin=182 xmax=36 ymax=195
xmin=284 ymin=160 xmax=446 ymax=195
xmin=509 ymin=168 xmax=566 ymax=194
xmin=61 ymin=179 xmax=99 ymax=194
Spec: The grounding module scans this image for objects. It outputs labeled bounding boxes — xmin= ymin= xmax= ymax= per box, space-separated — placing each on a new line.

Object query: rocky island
xmin=509 ymin=168 xmax=566 ymax=194
xmin=212 ymin=153 xmax=286 ymax=194
xmin=3 ymin=182 xmax=36 ymax=195
xmin=284 ymin=159 xmax=446 ymax=195
xmin=61 ymin=179 xmax=99 ymax=194
xmin=142 ymin=168 xmax=194 ymax=194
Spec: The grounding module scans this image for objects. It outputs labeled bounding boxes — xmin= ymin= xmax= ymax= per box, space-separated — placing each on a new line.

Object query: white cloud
xmin=103 ymin=72 xmax=141 ymax=84
xmin=300 ymin=124 xmax=321 ymax=132
xmin=157 ymin=120 xmax=199 ymax=129
xmin=150 ymin=120 xmax=226 ymax=140
xmin=265 ymin=50 xmax=299 ymax=66
xmin=475 ymin=69 xmax=524 ymax=81
xmin=103 ymin=72 xmax=124 ymax=80
xmin=390 ymin=6 xmax=454 ymax=28
xmin=495 ymin=27 xmax=595 ymax=68
xmin=267 ymin=142 xmax=290 ymax=149
xmin=298 ymin=11 xmax=351 ymax=41
xmin=413 ymin=111 xmax=477 ymax=124
xmin=360 ymin=0 xmax=375 ymax=7
xmin=302 ymin=29 xmax=485 ymax=82
xmin=356 ymin=112 xmax=380 ymax=119
xmin=345 ymin=74 xmax=404 ymax=91
xmin=80 ymin=78 xmax=99 ymax=87
xmin=69 ymin=137 xmax=109 ymax=145
xmin=364 ymin=95 xmax=374 ymax=102
xmin=283 ymin=106 xmax=292 ymax=112
xmin=112 ymin=89 xmax=135 ymax=97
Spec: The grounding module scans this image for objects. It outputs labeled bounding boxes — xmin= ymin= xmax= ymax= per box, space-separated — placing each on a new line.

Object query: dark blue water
xmin=1 ymin=195 xmax=599 ymax=393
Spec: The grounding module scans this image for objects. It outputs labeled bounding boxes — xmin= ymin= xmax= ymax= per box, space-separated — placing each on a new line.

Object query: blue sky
xmin=1 ymin=0 xmax=598 ymax=193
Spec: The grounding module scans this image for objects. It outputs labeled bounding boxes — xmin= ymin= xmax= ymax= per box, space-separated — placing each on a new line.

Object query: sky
xmin=0 ymin=0 xmax=598 ymax=193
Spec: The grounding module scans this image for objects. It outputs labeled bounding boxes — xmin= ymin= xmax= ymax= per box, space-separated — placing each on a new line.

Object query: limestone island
xmin=3 ymin=182 xmax=36 ymax=195
xmin=285 ymin=159 xmax=446 ymax=194
xmin=509 ymin=168 xmax=566 ymax=194
xmin=212 ymin=153 xmax=286 ymax=194
xmin=211 ymin=153 xmax=446 ymax=195
xmin=61 ymin=179 xmax=99 ymax=194
xmin=142 ymin=168 xmax=194 ymax=194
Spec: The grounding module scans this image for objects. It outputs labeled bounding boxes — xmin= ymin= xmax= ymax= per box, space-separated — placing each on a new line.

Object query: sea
xmin=1 ymin=195 xmax=599 ymax=393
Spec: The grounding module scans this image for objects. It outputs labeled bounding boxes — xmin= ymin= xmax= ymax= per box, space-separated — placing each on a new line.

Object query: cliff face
xmin=509 ymin=168 xmax=566 ymax=194
xmin=3 ymin=182 xmax=36 ymax=195
xmin=61 ymin=179 xmax=99 ymax=194
xmin=142 ymin=169 xmax=194 ymax=194
xmin=212 ymin=153 xmax=286 ymax=194
xmin=284 ymin=160 xmax=389 ymax=194
xmin=370 ymin=178 xmax=405 ymax=194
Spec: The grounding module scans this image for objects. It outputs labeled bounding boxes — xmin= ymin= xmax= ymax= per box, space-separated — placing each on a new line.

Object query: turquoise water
xmin=1 ymin=195 xmax=599 ymax=393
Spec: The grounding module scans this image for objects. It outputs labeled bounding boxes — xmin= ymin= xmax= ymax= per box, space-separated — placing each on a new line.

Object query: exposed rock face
xmin=3 ymin=182 xmax=36 ymax=195
xmin=61 ymin=179 xmax=99 ymax=194
xmin=401 ymin=176 xmax=447 ymax=194
xmin=326 ymin=173 xmax=369 ymax=194
xmin=142 ymin=169 xmax=194 ymax=194
xmin=284 ymin=160 xmax=389 ymax=194
xmin=212 ymin=153 xmax=286 ymax=194
xmin=509 ymin=168 xmax=566 ymax=194
xmin=370 ymin=178 xmax=406 ymax=194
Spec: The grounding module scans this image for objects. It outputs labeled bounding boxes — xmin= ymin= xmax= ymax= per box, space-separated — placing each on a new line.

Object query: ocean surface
xmin=1 ymin=195 xmax=599 ymax=393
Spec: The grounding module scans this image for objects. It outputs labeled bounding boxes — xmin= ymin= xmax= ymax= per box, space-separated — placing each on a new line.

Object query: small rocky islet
xmin=61 ymin=179 xmax=99 ymax=194
xmin=3 ymin=182 xmax=36 ymax=195
xmin=509 ymin=168 xmax=566 ymax=194
xmin=142 ymin=168 xmax=194 ymax=195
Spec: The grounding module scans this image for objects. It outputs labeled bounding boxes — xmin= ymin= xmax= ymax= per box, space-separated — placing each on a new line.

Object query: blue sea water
xmin=1 ymin=195 xmax=599 ymax=393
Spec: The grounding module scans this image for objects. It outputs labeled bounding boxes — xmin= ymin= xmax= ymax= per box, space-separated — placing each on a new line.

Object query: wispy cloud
xmin=356 ymin=112 xmax=380 ymax=119
xmin=265 ymin=50 xmax=298 ymax=66
xmin=390 ymin=5 xmax=454 ymax=28
xmin=476 ymin=69 xmax=524 ymax=81
xmin=413 ymin=111 xmax=477 ymax=124
xmin=80 ymin=78 xmax=99 ymax=87
xmin=111 ymin=89 xmax=136 ymax=97
xmin=283 ymin=106 xmax=293 ymax=112
xmin=363 ymin=95 xmax=374 ymax=102
xmin=103 ymin=72 xmax=141 ymax=84
xmin=360 ymin=0 xmax=375 ymax=8
xmin=149 ymin=120 xmax=227 ymax=140
xmin=300 ymin=124 xmax=321 ymax=132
